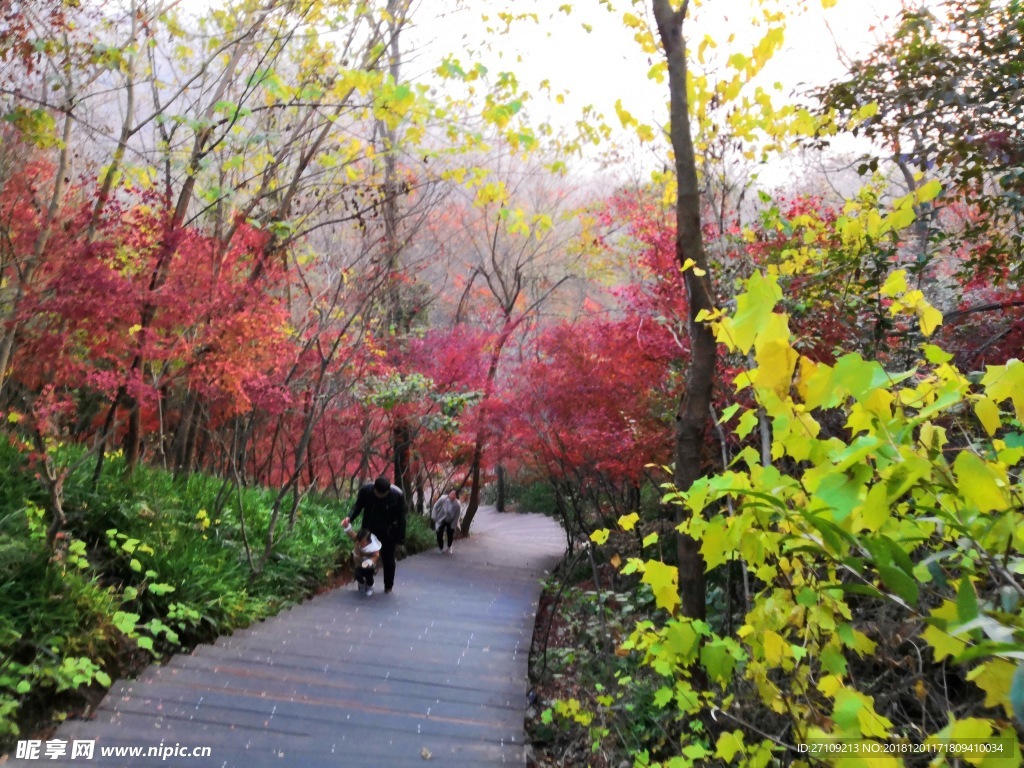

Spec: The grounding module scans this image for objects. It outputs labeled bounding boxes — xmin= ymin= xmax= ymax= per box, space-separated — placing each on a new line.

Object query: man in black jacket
xmin=342 ymin=476 xmax=407 ymax=594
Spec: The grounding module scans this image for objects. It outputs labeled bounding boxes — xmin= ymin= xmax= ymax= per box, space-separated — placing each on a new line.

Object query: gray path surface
xmin=9 ymin=506 xmax=565 ymax=767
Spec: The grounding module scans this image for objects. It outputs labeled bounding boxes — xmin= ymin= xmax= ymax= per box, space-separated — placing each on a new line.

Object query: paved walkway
xmin=11 ymin=507 xmax=565 ymax=767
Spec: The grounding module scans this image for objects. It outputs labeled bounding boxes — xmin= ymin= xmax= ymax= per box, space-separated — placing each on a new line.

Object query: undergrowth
xmin=0 ymin=442 xmax=430 ymax=753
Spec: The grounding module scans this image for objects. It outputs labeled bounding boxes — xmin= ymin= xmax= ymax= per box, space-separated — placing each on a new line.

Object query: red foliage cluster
xmin=13 ymin=198 xmax=290 ymax=422
xmin=502 ymin=319 xmax=674 ymax=488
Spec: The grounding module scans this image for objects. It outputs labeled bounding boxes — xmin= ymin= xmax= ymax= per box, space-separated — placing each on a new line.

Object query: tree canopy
xmin=1 ymin=0 xmax=1023 ymax=763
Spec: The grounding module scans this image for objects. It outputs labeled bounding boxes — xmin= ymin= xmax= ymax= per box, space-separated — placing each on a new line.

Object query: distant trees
xmin=0 ymin=0 xmax=597 ymax=557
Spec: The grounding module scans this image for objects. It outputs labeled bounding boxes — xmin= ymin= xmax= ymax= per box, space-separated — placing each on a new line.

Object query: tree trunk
xmin=415 ymin=464 xmax=425 ymax=515
xmin=496 ymin=464 xmax=506 ymax=512
xmin=393 ymin=420 xmax=413 ymax=501
xmin=652 ymin=0 xmax=716 ymax=622
xmin=462 ymin=443 xmax=484 ymax=535
xmin=459 ymin=317 xmax=515 ymax=536
xmin=125 ymin=395 xmax=142 ymax=469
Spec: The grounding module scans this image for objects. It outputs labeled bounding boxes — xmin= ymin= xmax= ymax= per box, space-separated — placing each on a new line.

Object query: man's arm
xmin=344 ymin=486 xmax=367 ymax=529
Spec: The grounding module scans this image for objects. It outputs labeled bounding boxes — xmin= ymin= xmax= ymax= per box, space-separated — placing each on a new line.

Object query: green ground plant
xmin=0 ymin=443 xmax=431 ymax=751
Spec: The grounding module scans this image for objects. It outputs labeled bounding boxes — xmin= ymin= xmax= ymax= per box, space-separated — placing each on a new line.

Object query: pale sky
xmin=408 ymin=0 xmax=905 ymax=135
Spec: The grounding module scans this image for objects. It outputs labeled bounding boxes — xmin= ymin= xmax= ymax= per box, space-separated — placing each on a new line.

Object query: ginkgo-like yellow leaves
xmin=882 ymin=269 xmax=944 ymax=337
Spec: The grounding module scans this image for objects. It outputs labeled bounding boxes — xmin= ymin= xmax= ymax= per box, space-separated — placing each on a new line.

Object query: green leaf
xmin=877 ymin=564 xmax=919 ymax=605
xmin=653 ymin=686 xmax=673 ymax=707
xmin=735 ymin=410 xmax=758 ymax=438
xmin=715 ymin=730 xmax=745 ymax=762
xmin=700 ymin=640 xmax=737 ymax=682
xmin=716 ymin=272 xmax=783 ymax=353
xmin=112 ymin=611 xmax=139 ymax=635
xmin=718 ymin=403 xmax=741 ymax=424
xmin=956 ymin=578 xmax=979 ymax=624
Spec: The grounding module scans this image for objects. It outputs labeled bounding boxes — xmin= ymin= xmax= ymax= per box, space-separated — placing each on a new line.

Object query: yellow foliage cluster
xmin=588 ymin=266 xmax=1023 ymax=765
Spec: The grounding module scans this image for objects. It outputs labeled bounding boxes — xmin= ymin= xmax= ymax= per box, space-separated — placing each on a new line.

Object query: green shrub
xmin=0 ymin=444 xmax=374 ymax=750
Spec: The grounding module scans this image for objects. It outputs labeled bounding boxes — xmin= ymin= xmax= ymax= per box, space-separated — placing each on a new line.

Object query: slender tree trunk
xmin=653 ymin=0 xmax=715 ymax=622
xmin=181 ymin=399 xmax=204 ymax=476
xmin=392 ymin=421 xmax=413 ymax=500
xmin=414 ymin=463 xmax=425 ymax=515
xmin=459 ymin=317 xmax=514 ymax=536
xmin=496 ymin=464 xmax=506 ymax=512
xmin=125 ymin=394 xmax=143 ymax=468
xmin=172 ymin=392 xmax=199 ymax=474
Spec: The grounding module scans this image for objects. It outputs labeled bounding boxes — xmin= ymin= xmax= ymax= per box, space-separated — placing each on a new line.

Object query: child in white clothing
xmin=343 ymin=522 xmax=381 ymax=596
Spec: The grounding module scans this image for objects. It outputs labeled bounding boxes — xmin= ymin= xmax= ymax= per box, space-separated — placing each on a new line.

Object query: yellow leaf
xmin=754 ymin=336 xmax=798 ymax=399
xmin=915 ymin=179 xmax=943 ymax=204
xmin=881 ymin=270 xmax=908 ymax=297
xmin=833 ymin=689 xmax=892 ymax=739
xmin=818 ymin=674 xmax=844 ymax=697
xmin=917 ymin=301 xmax=943 ymax=337
xmin=641 ymin=560 xmax=680 ymax=614
xmin=719 ymin=272 xmax=783 ymax=353
xmin=590 ymin=528 xmax=610 ymax=545
xmin=622 ymin=11 xmax=642 ymax=29
xmin=762 ymin=630 xmax=787 ymax=665
xmin=954 ymin=452 xmax=1010 ymax=512
xmin=967 ymin=659 xmax=1016 ymax=716
xmin=973 ymin=397 xmax=1001 ymax=436
xmin=699 ymin=518 xmax=730 ymax=570
xmin=886 ymin=205 xmax=916 ymax=232
xmin=981 ymin=359 xmax=1024 ymax=421
xmin=614 ymin=99 xmax=637 ymax=129
xmin=856 ymin=102 xmax=879 ymax=120
xmin=618 ymin=513 xmax=640 ymax=532
xmin=857 ymin=483 xmax=890 ymax=532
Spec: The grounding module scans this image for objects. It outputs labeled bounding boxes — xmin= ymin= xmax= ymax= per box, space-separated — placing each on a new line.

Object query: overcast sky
xmin=408 ymin=0 xmax=906 ymax=130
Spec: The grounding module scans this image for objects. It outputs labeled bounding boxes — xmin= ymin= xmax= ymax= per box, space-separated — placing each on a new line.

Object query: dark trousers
xmin=378 ymin=535 xmax=397 ymax=591
xmin=436 ymin=521 xmax=455 ymax=550
xmin=354 ymin=565 xmax=375 ymax=587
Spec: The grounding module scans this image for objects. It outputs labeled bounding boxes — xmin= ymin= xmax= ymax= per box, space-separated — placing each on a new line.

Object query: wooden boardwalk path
xmin=11 ymin=507 xmax=565 ymax=767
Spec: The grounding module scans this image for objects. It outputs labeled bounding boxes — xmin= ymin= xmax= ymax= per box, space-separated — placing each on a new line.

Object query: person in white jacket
xmin=430 ymin=490 xmax=461 ymax=553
